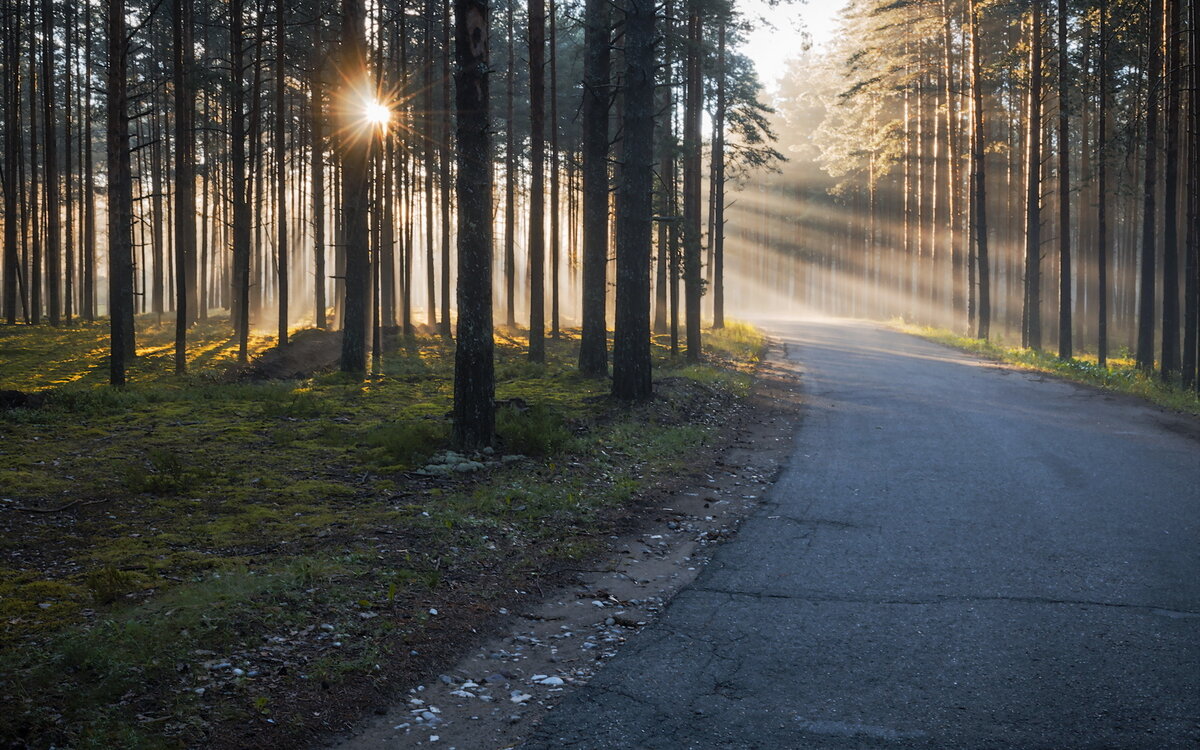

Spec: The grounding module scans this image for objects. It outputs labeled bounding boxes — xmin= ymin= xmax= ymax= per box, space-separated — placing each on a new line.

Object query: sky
xmin=740 ymin=0 xmax=846 ymax=92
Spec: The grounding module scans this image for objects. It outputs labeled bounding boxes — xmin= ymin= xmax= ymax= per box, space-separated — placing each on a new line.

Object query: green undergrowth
xmin=897 ymin=322 xmax=1200 ymax=417
xmin=0 ymin=315 xmax=764 ymax=749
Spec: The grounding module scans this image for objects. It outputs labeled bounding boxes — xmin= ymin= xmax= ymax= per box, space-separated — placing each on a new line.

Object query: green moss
xmin=1 ymin=320 xmax=765 ymax=746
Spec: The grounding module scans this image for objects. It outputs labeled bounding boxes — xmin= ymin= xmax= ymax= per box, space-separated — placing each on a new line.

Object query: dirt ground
xmin=323 ymin=341 xmax=803 ymax=750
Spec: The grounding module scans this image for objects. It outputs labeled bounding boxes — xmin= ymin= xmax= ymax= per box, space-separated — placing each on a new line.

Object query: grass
xmin=0 ymin=314 xmax=765 ymax=749
xmin=896 ymin=321 xmax=1200 ymax=417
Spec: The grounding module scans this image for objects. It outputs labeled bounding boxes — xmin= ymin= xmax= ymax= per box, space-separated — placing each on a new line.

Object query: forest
xmin=2 ymin=0 xmax=1199 ymax=745
xmin=737 ymin=0 xmax=1200 ymax=391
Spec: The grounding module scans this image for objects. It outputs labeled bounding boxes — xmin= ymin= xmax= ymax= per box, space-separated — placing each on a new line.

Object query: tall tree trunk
xmin=503 ymin=0 xmax=516 ymax=328
xmin=439 ymin=0 xmax=452 ymax=337
xmin=1057 ymin=0 xmax=1072 ymax=358
xmin=577 ymin=0 xmax=609 ymax=375
xmin=971 ymin=0 xmax=990 ymax=340
xmin=29 ymin=4 xmax=40 ymax=326
xmin=711 ymin=21 xmax=726 ymax=330
xmin=527 ymin=0 xmax=546 ymax=361
xmin=83 ymin=8 xmax=95 ymax=321
xmin=231 ymin=0 xmax=251 ymax=362
xmin=42 ymin=0 xmax=59 ymax=326
xmin=549 ymin=0 xmax=560 ymax=339
xmin=1137 ymin=0 xmax=1163 ymax=371
xmin=275 ymin=0 xmax=289 ymax=345
xmin=1097 ymin=0 xmax=1109 ymax=367
xmin=338 ymin=0 xmax=372 ymax=374
xmin=611 ymin=0 xmax=654 ymax=400
xmin=174 ymin=0 xmax=195 ymax=373
xmin=451 ymin=0 xmax=494 ymax=448
xmin=682 ymin=6 xmax=702 ymax=361
xmin=107 ymin=0 xmax=133 ymax=384
xmin=943 ymin=0 xmax=961 ymax=327
xmin=652 ymin=0 xmax=671 ymax=337
xmin=2 ymin=0 xmax=18 ymax=324
xmin=1183 ymin=0 xmax=1198 ymax=387
xmin=1023 ymin=2 xmax=1043 ymax=350
xmin=311 ymin=27 xmax=327 ymax=330
xmin=1161 ymin=0 xmax=1181 ymax=378
xmin=424 ymin=0 xmax=436 ymax=330
xmin=63 ymin=0 xmax=73 ymax=324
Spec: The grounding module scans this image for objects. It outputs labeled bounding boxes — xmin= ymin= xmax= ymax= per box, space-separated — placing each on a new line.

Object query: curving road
xmin=522 ymin=319 xmax=1200 ymax=749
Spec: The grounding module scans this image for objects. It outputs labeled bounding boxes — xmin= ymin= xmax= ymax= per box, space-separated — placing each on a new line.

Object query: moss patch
xmin=0 ymin=315 xmax=764 ymax=749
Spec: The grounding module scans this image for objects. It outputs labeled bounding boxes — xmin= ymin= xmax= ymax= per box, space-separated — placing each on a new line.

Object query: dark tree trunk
xmin=451 ymin=0 xmax=494 ymax=448
xmin=1137 ymin=0 xmax=1163 ymax=371
xmin=275 ymin=0 xmax=289 ymax=345
xmin=1022 ymin=2 xmax=1042 ymax=350
xmin=503 ymin=0 xmax=516 ymax=328
xmin=577 ymin=0 xmax=609 ymax=375
xmin=1184 ymin=0 xmax=1198 ymax=387
xmin=1161 ymin=0 xmax=1181 ymax=378
xmin=682 ymin=6 xmax=702 ymax=362
xmin=338 ymin=0 xmax=372 ymax=374
xmin=107 ymin=0 xmax=133 ymax=385
xmin=231 ymin=0 xmax=252 ymax=362
xmin=971 ymin=0 xmax=990 ymax=340
xmin=1057 ymin=0 xmax=1071 ymax=358
xmin=527 ymin=0 xmax=545 ymax=361
xmin=1097 ymin=0 xmax=1109 ymax=367
xmin=711 ymin=21 xmax=726 ymax=330
xmin=174 ymin=0 xmax=195 ymax=373
xmin=439 ymin=0 xmax=452 ymax=338
xmin=42 ymin=0 xmax=59 ymax=326
xmin=611 ymin=0 xmax=654 ymax=400
xmin=311 ymin=26 xmax=327 ymax=330
xmin=83 ymin=10 xmax=95 ymax=321
xmin=549 ymin=0 xmax=560 ymax=339
xmin=2 ymin=0 xmax=18 ymax=325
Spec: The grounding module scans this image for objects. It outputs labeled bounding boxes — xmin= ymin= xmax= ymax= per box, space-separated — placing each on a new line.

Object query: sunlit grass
xmin=897 ymin=322 xmax=1200 ymax=417
xmin=0 ymin=318 xmax=766 ymax=747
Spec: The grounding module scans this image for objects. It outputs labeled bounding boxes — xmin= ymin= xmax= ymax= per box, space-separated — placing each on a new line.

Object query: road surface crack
xmin=691 ymin=586 xmax=1200 ymax=618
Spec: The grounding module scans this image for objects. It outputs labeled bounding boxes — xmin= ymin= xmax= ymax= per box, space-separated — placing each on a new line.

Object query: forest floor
xmin=0 ymin=315 xmax=764 ymax=750
xmin=895 ymin=321 xmax=1200 ymax=417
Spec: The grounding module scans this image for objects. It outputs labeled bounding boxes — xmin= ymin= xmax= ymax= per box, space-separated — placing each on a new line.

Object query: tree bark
xmin=1023 ymin=2 xmax=1043 ymax=350
xmin=174 ymin=0 xmax=195 ymax=373
xmin=711 ymin=21 xmax=726 ymax=330
xmin=577 ymin=0 xmax=609 ymax=375
xmin=1057 ymin=0 xmax=1071 ymax=358
xmin=1097 ymin=0 xmax=1109 ymax=367
xmin=42 ymin=0 xmax=60 ymax=326
xmin=1137 ymin=0 xmax=1163 ymax=371
xmin=275 ymin=0 xmax=289 ymax=345
xmin=611 ymin=0 xmax=655 ymax=400
xmin=107 ymin=0 xmax=133 ymax=385
xmin=311 ymin=25 xmax=327 ymax=330
xmin=970 ymin=0 xmax=990 ymax=340
xmin=451 ymin=0 xmax=494 ymax=448
xmin=683 ymin=6 xmax=703 ymax=361
xmin=527 ymin=0 xmax=546 ymax=361
xmin=1161 ymin=0 xmax=1181 ymax=377
xmin=338 ymin=0 xmax=373 ymax=374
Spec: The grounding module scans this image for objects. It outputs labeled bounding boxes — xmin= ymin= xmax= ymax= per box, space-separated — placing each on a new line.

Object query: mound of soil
xmin=238 ymin=328 xmax=343 ymax=380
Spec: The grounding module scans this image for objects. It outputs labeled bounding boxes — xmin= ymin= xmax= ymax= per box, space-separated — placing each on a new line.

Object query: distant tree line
xmin=746 ymin=0 xmax=1199 ymax=390
xmin=0 ymin=0 xmax=780 ymax=442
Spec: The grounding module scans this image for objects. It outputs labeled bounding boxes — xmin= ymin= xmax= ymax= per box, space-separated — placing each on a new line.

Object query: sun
xmin=364 ymin=100 xmax=391 ymax=129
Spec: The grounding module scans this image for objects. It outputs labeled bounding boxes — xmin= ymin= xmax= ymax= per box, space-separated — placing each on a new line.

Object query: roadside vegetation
xmin=899 ymin=322 xmax=1200 ymax=417
xmin=0 ymin=316 xmax=763 ymax=749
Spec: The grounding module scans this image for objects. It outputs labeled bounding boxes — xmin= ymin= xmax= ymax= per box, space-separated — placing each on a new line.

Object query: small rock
xmin=429 ymin=608 xmax=439 ymax=616
xmin=510 ymin=691 xmax=532 ymax=704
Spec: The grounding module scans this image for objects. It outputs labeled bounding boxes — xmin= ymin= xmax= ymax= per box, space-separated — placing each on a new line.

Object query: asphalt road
xmin=522 ymin=319 xmax=1200 ymax=749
